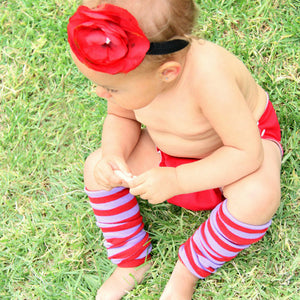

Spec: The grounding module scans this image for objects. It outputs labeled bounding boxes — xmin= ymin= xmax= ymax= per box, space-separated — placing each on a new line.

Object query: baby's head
xmin=81 ymin=0 xmax=198 ymax=42
xmin=68 ymin=0 xmax=198 ymax=108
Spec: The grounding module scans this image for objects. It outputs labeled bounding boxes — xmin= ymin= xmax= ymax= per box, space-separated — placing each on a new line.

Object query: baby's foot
xmin=160 ymin=260 xmax=198 ymax=300
xmin=96 ymin=263 xmax=152 ymax=300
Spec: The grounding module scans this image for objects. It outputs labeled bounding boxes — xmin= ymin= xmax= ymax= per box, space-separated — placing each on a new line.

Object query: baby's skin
xmin=75 ymin=39 xmax=282 ymax=299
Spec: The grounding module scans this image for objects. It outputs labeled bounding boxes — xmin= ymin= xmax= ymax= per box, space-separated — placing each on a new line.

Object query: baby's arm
xmin=130 ymin=60 xmax=264 ymax=201
xmin=94 ymin=101 xmax=141 ymax=188
xmin=102 ymin=101 xmax=141 ymax=161
xmin=176 ymin=67 xmax=263 ymax=193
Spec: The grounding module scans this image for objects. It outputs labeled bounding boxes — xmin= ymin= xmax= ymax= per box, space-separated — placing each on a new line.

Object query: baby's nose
xmin=96 ymin=86 xmax=112 ymax=99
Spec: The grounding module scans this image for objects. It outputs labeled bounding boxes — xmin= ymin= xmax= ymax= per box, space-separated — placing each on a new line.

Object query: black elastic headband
xmin=146 ymin=39 xmax=189 ymax=55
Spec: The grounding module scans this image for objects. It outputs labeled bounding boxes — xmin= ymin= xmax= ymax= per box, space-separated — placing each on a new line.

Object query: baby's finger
xmin=116 ymin=165 xmax=133 ymax=178
xmin=129 ymin=173 xmax=146 ymax=188
xmin=129 ymin=184 xmax=146 ymax=197
xmin=114 ymin=170 xmax=134 ymax=183
xmin=109 ymin=173 xmax=126 ymax=187
xmin=110 ymin=159 xmax=131 ymax=176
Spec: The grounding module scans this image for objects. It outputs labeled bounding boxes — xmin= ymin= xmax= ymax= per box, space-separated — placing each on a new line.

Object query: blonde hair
xmin=82 ymin=0 xmax=198 ymax=67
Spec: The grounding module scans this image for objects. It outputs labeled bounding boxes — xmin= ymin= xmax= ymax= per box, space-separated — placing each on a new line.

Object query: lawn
xmin=1 ymin=0 xmax=299 ymax=299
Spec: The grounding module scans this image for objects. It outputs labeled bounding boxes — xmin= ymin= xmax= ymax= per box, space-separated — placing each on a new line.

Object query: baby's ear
xmin=158 ymin=61 xmax=182 ymax=82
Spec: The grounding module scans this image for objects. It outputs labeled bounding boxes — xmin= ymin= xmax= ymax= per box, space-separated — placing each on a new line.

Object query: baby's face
xmin=71 ymin=51 xmax=164 ymax=110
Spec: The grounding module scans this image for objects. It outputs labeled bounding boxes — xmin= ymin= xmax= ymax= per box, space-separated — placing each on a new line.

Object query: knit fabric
xmin=86 ymin=187 xmax=152 ymax=267
xmin=178 ymin=199 xmax=271 ymax=278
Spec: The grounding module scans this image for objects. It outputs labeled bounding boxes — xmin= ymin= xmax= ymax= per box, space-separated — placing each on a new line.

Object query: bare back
xmin=134 ymin=40 xmax=267 ymax=158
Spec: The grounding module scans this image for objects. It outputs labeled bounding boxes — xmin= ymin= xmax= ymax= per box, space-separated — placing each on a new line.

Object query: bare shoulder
xmin=189 ymin=39 xmax=246 ymax=81
xmin=186 ymin=39 xmax=259 ymax=102
xmin=183 ymin=39 xmax=266 ymax=121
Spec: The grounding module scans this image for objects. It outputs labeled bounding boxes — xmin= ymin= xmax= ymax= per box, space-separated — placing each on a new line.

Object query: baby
xmin=68 ymin=1 xmax=283 ymax=299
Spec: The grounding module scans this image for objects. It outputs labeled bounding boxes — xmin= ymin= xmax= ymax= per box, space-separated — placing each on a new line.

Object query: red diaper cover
xmin=257 ymin=97 xmax=283 ymax=156
xmin=159 ymin=97 xmax=282 ymax=211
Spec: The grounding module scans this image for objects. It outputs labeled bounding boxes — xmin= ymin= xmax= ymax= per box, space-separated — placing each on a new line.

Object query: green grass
xmin=0 ymin=0 xmax=299 ymax=299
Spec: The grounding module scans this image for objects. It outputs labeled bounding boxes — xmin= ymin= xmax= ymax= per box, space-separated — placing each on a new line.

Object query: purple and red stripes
xmin=179 ymin=199 xmax=271 ymax=278
xmin=85 ymin=187 xmax=152 ymax=267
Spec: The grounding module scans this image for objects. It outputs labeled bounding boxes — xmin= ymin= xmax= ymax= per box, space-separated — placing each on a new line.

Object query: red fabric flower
xmin=67 ymin=4 xmax=150 ymax=74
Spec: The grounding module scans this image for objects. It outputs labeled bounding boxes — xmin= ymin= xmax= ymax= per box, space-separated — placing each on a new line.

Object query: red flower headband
xmin=68 ymin=4 xmax=189 ymax=74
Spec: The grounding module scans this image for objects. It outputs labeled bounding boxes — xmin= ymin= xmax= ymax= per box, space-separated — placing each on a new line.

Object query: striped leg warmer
xmin=179 ymin=199 xmax=271 ymax=278
xmin=85 ymin=187 xmax=152 ymax=267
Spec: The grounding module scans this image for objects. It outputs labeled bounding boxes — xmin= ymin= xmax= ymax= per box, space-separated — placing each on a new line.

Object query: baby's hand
xmin=94 ymin=155 xmax=131 ymax=190
xmin=114 ymin=170 xmax=135 ymax=183
xmin=129 ymin=167 xmax=182 ymax=204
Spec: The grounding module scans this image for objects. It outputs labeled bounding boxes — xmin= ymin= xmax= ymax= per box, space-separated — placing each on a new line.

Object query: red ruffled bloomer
xmin=67 ymin=4 xmax=150 ymax=74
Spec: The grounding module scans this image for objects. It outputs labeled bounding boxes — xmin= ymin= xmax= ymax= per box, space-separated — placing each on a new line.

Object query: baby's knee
xmin=84 ymin=148 xmax=102 ymax=187
xmin=225 ymin=180 xmax=281 ymax=224
xmin=84 ymin=148 xmax=102 ymax=168
xmin=249 ymin=181 xmax=281 ymax=214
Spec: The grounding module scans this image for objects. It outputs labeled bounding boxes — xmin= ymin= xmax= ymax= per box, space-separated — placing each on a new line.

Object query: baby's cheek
xmin=96 ymin=86 xmax=112 ymax=99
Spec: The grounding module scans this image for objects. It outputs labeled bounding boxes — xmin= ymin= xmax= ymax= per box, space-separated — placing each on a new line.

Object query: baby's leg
xmin=223 ymin=140 xmax=282 ymax=225
xmin=86 ymin=187 xmax=152 ymax=295
xmin=84 ymin=130 xmax=160 ymax=299
xmin=161 ymin=140 xmax=282 ymax=300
